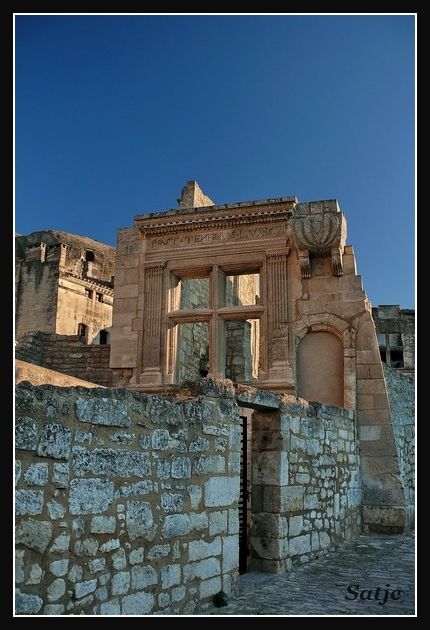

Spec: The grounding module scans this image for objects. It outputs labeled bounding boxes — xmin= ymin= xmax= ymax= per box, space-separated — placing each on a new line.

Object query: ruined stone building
xmin=15 ymin=230 xmax=115 ymax=344
xmin=372 ymin=305 xmax=415 ymax=373
xmin=14 ymin=182 xmax=415 ymax=616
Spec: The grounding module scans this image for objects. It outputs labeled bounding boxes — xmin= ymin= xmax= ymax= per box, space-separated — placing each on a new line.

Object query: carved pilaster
xmin=140 ymin=261 xmax=166 ymax=384
xmin=266 ymin=249 xmax=290 ymax=374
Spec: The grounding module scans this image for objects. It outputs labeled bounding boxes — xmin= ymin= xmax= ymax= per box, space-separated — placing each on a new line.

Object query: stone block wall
xmin=236 ymin=388 xmax=361 ymax=573
xmin=15 ymin=380 xmax=240 ymax=615
xmin=16 ymin=332 xmax=113 ymax=387
xmin=383 ymin=365 xmax=415 ymax=513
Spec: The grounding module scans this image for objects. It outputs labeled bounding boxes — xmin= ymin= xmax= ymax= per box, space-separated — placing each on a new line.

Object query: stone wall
xmin=16 ymin=360 xmax=107 ymax=389
xmin=236 ymin=388 xmax=361 ymax=572
xmin=15 ymin=379 xmax=240 ymax=615
xmin=383 ymin=365 xmax=415 ymax=515
xmin=16 ymin=332 xmax=113 ymax=387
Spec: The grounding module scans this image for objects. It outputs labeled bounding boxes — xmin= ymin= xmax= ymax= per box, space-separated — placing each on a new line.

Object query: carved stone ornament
xmin=290 ymin=201 xmax=347 ymax=278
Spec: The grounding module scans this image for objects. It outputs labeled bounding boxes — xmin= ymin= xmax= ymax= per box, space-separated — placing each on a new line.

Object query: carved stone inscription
xmin=149 ymin=223 xmax=288 ymax=250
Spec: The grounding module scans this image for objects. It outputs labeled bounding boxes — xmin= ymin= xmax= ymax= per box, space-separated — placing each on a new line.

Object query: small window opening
xmin=85 ymin=288 xmax=93 ymax=299
xmin=77 ymin=323 xmax=88 ymax=340
xmin=390 ymin=350 xmax=404 ymax=368
xmin=380 ymin=349 xmax=387 ymax=363
xmin=96 ymin=292 xmax=103 ymax=303
xmin=99 ymin=329 xmax=109 ymax=345
xmin=85 ymin=250 xmax=95 ymax=262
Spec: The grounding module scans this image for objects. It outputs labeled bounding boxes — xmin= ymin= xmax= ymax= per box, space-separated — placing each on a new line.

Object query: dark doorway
xmin=239 ymin=415 xmax=250 ymax=573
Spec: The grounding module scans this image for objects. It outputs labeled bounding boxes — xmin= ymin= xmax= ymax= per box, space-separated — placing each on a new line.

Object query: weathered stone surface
xmin=190 ymin=512 xmax=209 ymax=531
xmin=47 ymin=499 xmax=66 ymax=520
xmin=47 ymin=578 xmax=66 ymax=602
xmin=75 ymin=579 xmax=97 ymax=599
xmin=72 ymin=446 xmax=151 ymax=478
xmin=161 ymin=492 xmax=184 ymax=513
xmin=68 ymin=564 xmax=84 ymax=583
xmin=24 ymin=462 xmax=49 ymax=486
xmin=74 ymin=538 xmax=99 ymax=558
xmin=44 ymin=604 xmax=65 ymax=614
xmin=37 ymin=423 xmax=71 ymax=460
xmin=209 ymin=510 xmax=228 ymax=535
xmin=129 ymin=548 xmax=144 ymax=565
xmin=89 ymin=558 xmax=106 ymax=573
xmin=161 ymin=564 xmax=181 ymax=589
xmin=187 ymin=484 xmax=202 ymax=509
xmin=131 ymin=565 xmax=157 ymax=589
xmin=162 ymin=514 xmax=192 ymax=538
xmin=152 ymin=429 xmax=170 ymax=450
xmin=95 ymin=586 xmax=108 ymax=602
xmin=112 ymin=548 xmax=127 ymax=570
xmin=222 ymin=535 xmax=239 ymax=572
xmin=15 ymin=460 xmax=21 ymax=486
xmin=289 ymin=515 xmax=304 ymax=537
xmin=52 ymin=462 xmax=69 ymax=488
xmin=199 ymin=576 xmax=222 ymax=599
xmin=15 ymin=589 xmax=43 ymax=614
xmin=126 ymin=501 xmax=154 ymax=541
xmin=184 ymin=558 xmax=221 ymax=581
xmin=16 ymin=490 xmax=44 ymax=515
xmin=228 ymin=508 xmax=239 ymax=534
xmin=100 ymin=600 xmax=121 ymax=614
xmin=189 ymin=436 xmax=210 ymax=452
xmin=171 ymin=456 xmax=191 ymax=479
xmin=15 ymin=417 xmax=38 ymax=451
xmin=99 ymin=539 xmax=120 ymax=552
xmin=111 ymin=571 xmax=130 ymax=595
xmin=50 ymin=559 xmax=69 ymax=577
xmin=69 ymin=478 xmax=114 ymax=515
xmin=289 ymin=534 xmax=311 ymax=556
xmin=90 ymin=515 xmax=116 ymax=534
xmin=147 ymin=544 xmax=170 ymax=560
xmin=15 ymin=549 xmax=25 ymax=583
xmin=50 ymin=532 xmax=70 ymax=552
xmin=193 ymin=455 xmax=225 ymax=475
xmin=114 ymin=480 xmax=153 ymax=499
xmin=26 ymin=563 xmax=43 ymax=584
xmin=204 ymin=476 xmax=240 ymax=507
xmin=122 ymin=592 xmax=154 ymax=615
xmin=189 ymin=537 xmax=221 ymax=562
xmin=109 ymin=431 xmax=134 ymax=444
xmin=172 ymin=586 xmax=186 ymax=602
xmin=75 ymin=396 xmax=130 ymax=427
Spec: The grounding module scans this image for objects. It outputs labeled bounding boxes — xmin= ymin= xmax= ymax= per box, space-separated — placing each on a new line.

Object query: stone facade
xmin=372 ymin=305 xmax=415 ymax=372
xmin=109 ymin=182 xmax=412 ymax=533
xmin=15 ymin=230 xmax=114 ymax=344
xmin=16 ymin=332 xmax=113 ymax=387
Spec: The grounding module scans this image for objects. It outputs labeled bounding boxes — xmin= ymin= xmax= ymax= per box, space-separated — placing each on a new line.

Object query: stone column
xmin=250 ymin=410 xmax=290 ymax=573
xmin=208 ymin=265 xmax=224 ymax=379
xmin=266 ymin=250 xmax=291 ymax=381
xmin=140 ymin=261 xmax=166 ymax=385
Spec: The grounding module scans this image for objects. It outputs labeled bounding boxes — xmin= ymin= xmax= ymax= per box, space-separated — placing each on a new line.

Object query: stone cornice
xmin=61 ymin=273 xmax=114 ymax=296
xmin=135 ymin=199 xmax=296 ymax=235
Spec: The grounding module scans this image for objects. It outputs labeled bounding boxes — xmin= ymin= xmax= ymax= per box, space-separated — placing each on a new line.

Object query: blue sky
xmin=15 ymin=14 xmax=415 ymax=307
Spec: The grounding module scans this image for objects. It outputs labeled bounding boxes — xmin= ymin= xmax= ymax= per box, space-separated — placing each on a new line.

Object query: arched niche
xmin=297 ymin=331 xmax=344 ymax=407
